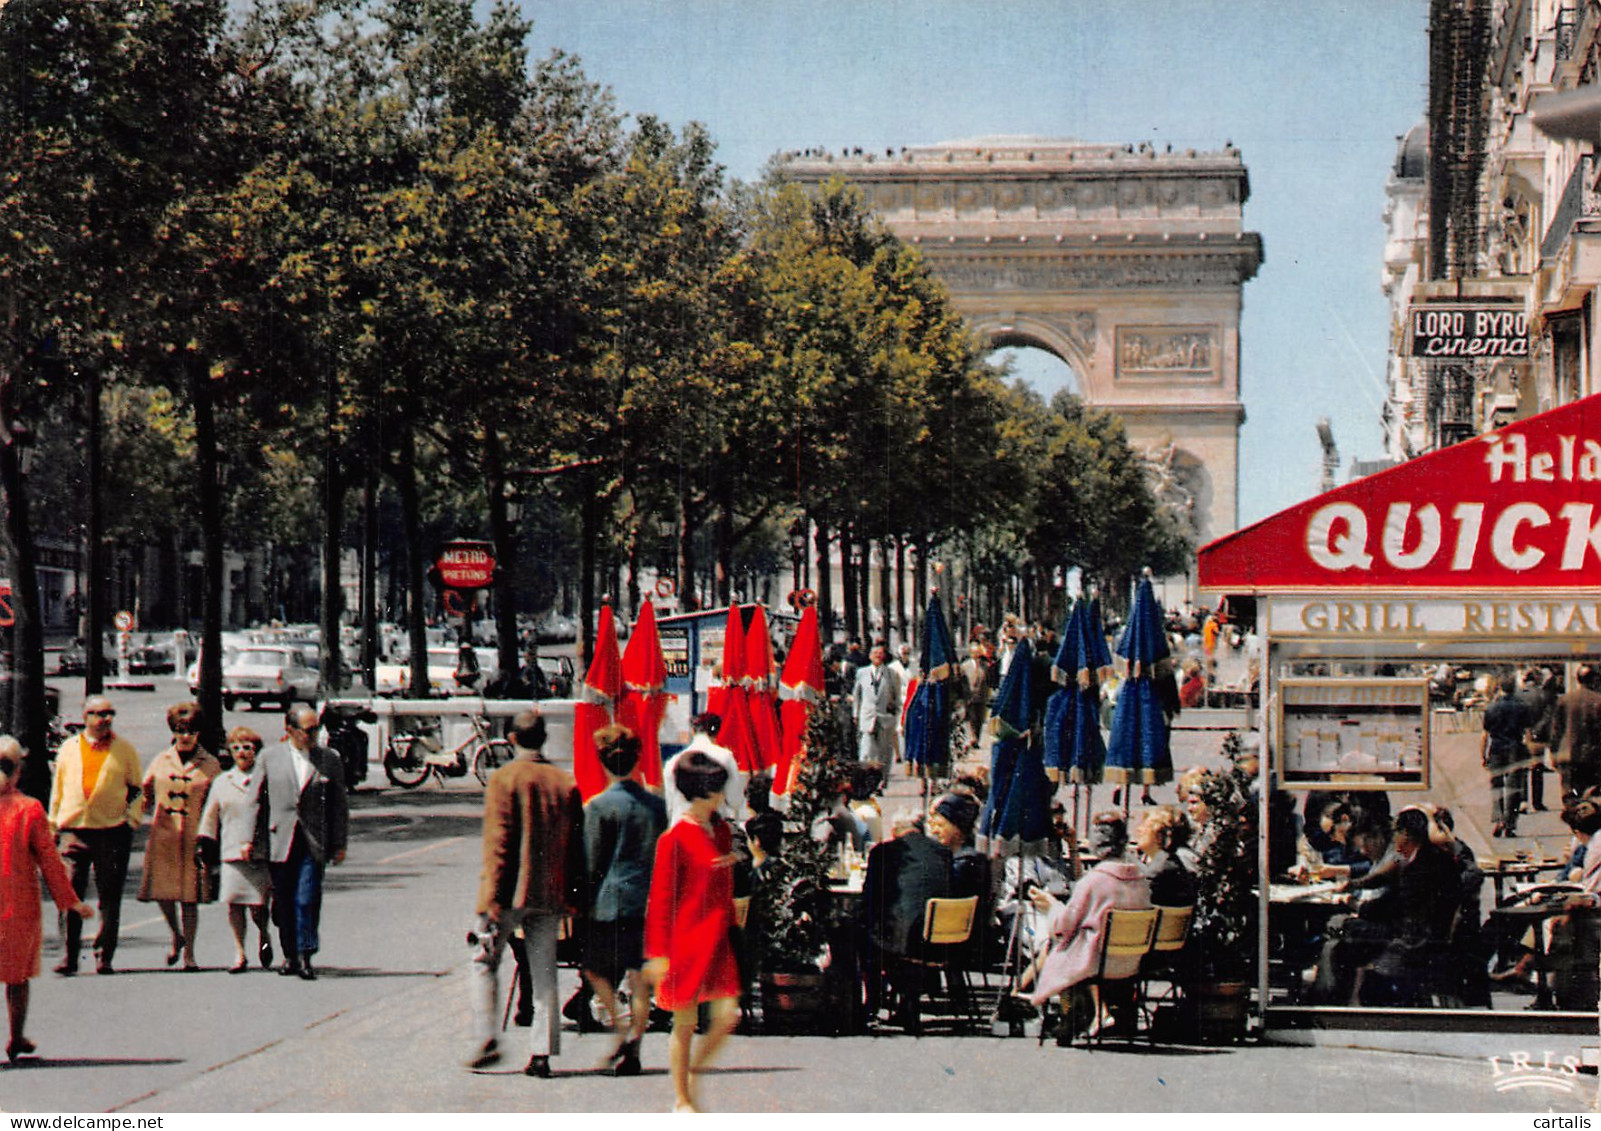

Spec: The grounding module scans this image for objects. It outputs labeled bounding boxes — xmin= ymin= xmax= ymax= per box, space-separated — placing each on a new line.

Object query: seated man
xmin=862 ymin=815 xmax=953 ymax=1026
xmin=1339 ymin=809 xmax=1459 ymax=1006
xmin=1310 ymin=816 xmax=1396 ymax=1004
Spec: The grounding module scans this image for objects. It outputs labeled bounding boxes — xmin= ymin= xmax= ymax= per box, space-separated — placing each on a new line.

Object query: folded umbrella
xmin=573 ymin=604 xmax=624 ymax=802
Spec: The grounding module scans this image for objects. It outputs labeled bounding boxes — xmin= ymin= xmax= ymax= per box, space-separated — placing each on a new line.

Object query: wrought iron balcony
xmin=1556 ymin=3 xmax=1580 ymax=60
xmin=1540 ymin=154 xmax=1601 ymax=260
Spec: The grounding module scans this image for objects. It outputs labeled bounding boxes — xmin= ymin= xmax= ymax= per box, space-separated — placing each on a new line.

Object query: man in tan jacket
xmin=466 ymin=709 xmax=584 ymax=1078
xmin=48 ymin=696 xmax=142 ymax=975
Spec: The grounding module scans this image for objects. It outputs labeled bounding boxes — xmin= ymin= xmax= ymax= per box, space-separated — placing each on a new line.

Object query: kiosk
xmin=1199 ymin=393 xmax=1601 ymax=1034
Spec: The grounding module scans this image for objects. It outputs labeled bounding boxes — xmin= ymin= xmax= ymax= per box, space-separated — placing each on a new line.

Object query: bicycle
xmin=383 ymin=713 xmax=515 ymax=789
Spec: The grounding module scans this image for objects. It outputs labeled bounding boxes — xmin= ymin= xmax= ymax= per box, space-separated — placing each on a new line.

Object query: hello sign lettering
xmin=1199 ymin=393 xmax=1601 ymax=591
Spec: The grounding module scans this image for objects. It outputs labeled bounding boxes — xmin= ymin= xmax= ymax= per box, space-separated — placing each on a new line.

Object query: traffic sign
xmin=114 ymin=610 xmax=134 ymax=631
xmin=434 ymin=541 xmax=496 ymax=589
xmin=0 ymin=580 xmax=12 ymax=628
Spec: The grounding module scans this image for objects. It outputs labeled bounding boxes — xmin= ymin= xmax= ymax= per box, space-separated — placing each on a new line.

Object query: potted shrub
xmin=1181 ymin=730 xmax=1258 ymax=1043
xmin=751 ymin=707 xmax=854 ymax=1033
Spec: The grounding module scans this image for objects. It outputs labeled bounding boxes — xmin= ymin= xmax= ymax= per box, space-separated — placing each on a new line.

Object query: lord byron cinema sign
xmin=1198 ymin=393 xmax=1601 ymax=593
xmin=1408 ymin=304 xmax=1529 ymax=358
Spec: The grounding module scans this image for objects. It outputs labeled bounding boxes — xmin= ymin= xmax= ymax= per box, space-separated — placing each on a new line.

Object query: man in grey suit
xmin=256 ymin=703 xmax=349 ymax=980
xmin=852 ymin=643 xmax=902 ymax=765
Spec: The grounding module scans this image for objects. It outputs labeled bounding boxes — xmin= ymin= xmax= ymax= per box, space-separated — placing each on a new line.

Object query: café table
xmin=1486 ymin=895 xmax=1581 ymax=1010
xmin=1480 ymin=857 xmax=1566 ymax=907
xmin=1267 ymin=881 xmax=1349 ymax=1003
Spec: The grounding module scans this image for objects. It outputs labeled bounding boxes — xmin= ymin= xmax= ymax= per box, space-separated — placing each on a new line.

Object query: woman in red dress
xmin=644 ymin=751 xmax=741 ymax=1113
xmin=0 ymin=737 xmax=94 ymax=1063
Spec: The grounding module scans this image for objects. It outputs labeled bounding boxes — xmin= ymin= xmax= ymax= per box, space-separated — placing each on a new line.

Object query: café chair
xmin=895 ymin=896 xmax=981 ymax=1035
xmin=1040 ymin=906 xmax=1160 ymax=1048
xmin=732 ymin=896 xmax=751 ymax=930
xmin=1138 ymin=905 xmax=1194 ymax=1041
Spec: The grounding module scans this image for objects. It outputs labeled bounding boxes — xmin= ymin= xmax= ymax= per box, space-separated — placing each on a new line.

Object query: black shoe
xmin=605 ymin=1039 xmax=641 ymax=1077
xmin=53 ymin=960 xmax=77 ymax=977
xmin=524 ymin=1055 xmax=551 ymax=1078
xmin=298 ymin=959 xmax=317 ymax=981
xmin=513 ymin=1005 xmax=532 ymax=1028
xmin=259 ymin=939 xmax=274 ymax=969
xmin=95 ymin=961 xmax=115 ymax=976
xmin=279 ymin=961 xmax=302 ymax=977
xmin=465 ymin=1039 xmax=501 ymax=1069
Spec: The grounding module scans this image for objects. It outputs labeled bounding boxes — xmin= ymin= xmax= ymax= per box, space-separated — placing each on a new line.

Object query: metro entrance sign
xmin=1198 ymin=393 xmax=1601 ymax=592
xmin=0 ymin=579 xmax=11 ymax=628
xmin=434 ymin=541 xmax=496 ymax=589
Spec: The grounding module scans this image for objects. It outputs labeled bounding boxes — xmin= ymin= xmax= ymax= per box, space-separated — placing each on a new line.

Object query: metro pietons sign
xmin=1409 ymin=305 xmax=1529 ymax=358
xmin=433 ymin=541 xmax=496 ymax=589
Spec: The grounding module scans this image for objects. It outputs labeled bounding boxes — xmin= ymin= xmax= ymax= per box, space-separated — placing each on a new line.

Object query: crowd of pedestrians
xmin=0 ymin=696 xmax=350 ymax=1063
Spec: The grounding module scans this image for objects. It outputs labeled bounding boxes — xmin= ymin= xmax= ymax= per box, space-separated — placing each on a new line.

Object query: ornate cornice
xmin=923 ymin=249 xmax=1260 ymax=292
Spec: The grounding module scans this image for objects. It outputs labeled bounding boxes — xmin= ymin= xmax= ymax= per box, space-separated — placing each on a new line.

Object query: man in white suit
xmin=852 ymin=644 xmax=902 ymax=766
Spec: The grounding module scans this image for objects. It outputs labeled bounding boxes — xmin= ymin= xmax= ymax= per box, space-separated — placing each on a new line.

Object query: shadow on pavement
xmin=4 ymin=1057 xmax=185 ymax=1070
xmin=299 ymin=967 xmax=450 ymax=980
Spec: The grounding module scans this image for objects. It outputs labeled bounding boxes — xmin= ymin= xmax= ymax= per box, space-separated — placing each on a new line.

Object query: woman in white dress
xmin=197 ymin=727 xmax=273 ymax=973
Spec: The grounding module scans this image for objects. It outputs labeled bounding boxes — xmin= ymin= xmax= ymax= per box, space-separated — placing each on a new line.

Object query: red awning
xmin=1198 ymin=393 xmax=1601 ymax=593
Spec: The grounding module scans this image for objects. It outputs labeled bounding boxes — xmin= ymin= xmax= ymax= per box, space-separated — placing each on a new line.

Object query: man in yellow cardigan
xmin=48 ymin=696 xmax=143 ymax=975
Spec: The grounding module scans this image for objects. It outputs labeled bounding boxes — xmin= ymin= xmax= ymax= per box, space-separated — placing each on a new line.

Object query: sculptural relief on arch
xmin=779 ymin=138 xmax=1264 ymax=550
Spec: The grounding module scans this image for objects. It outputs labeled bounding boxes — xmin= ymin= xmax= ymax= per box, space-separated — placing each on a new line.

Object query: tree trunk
xmin=857 ymin=533 xmax=872 ymax=643
xmin=85 ymin=363 xmax=106 ymax=693
xmin=913 ymin=540 xmax=928 ymax=648
xmin=579 ymin=486 xmax=597 ymax=669
xmin=814 ymin=519 xmax=833 ymax=639
xmin=485 ymin=429 xmax=521 ymax=685
xmin=396 ymin=426 xmax=430 ymax=699
xmin=319 ymin=366 xmax=344 ymax=697
xmin=0 ymin=371 xmax=47 ymax=800
xmin=894 ymin=536 xmax=907 ymax=645
xmin=678 ymin=488 xmax=698 ymax=613
xmin=878 ymin=538 xmax=894 ymax=645
xmin=714 ymin=482 xmax=734 ymax=607
xmin=360 ymin=455 xmax=379 ymax=690
xmin=840 ymin=526 xmax=858 ymax=645
xmin=189 ymin=359 xmax=225 ymax=754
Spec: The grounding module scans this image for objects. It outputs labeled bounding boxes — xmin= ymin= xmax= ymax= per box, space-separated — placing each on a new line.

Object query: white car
xmin=221 ymin=644 xmax=320 ymax=710
xmin=374 ymin=646 xmax=499 ymax=696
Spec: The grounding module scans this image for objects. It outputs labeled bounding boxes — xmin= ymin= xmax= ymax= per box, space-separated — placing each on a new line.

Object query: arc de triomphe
xmin=778 ymin=138 xmax=1263 ymax=547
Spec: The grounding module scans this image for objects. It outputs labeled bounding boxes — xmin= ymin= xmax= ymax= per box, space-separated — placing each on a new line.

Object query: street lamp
xmin=787 ymin=517 xmax=806 ymax=593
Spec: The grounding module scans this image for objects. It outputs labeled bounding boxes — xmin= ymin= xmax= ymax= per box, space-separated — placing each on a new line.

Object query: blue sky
xmin=517 ymin=0 xmax=1428 ymax=525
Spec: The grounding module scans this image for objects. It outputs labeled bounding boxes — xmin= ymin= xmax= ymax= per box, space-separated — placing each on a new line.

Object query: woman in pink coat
xmin=0 ymin=736 xmax=94 ymax=1063
xmin=1026 ymin=810 xmax=1151 ymax=1013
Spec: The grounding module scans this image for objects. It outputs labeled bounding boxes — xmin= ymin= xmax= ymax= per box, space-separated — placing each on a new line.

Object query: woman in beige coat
xmin=137 ymin=702 xmax=221 ymax=970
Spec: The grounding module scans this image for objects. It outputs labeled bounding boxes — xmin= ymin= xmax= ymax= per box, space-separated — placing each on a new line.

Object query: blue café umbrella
xmin=903 ymin=595 xmax=957 ymax=775
xmin=1105 ymin=574 xmax=1174 ymax=788
xmin=1067 ymin=598 xmax=1112 ymax=785
xmin=977 ymin=638 xmax=1050 ymax=854
xmin=1043 ymin=603 xmax=1085 ymax=781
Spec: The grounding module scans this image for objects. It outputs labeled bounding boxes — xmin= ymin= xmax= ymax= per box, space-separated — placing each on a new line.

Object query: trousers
xmin=59 ymin=825 xmax=133 ymax=966
xmin=470 ymin=909 xmax=560 ymax=1058
xmin=269 ymin=828 xmax=325 ymax=960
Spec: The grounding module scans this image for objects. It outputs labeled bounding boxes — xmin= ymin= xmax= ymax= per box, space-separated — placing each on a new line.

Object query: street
xmin=0 ymin=680 xmax=1592 ymax=1113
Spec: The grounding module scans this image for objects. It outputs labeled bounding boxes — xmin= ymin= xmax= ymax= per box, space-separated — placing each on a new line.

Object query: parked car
xmin=221 ymin=644 xmax=320 ymax=710
xmin=374 ymin=646 xmax=499 ymax=696
xmin=537 ymin=655 xmax=576 ymax=698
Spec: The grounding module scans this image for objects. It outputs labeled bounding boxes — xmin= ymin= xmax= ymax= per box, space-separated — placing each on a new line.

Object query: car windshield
xmin=235 ymin=649 xmax=291 ymax=667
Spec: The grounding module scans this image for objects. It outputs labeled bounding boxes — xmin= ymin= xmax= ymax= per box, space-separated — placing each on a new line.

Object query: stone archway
xmin=779 ymin=138 xmax=1263 ymax=545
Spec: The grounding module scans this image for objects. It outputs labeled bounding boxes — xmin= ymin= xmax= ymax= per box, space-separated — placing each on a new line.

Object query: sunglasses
xmin=87 ymin=709 xmax=115 ymax=718
xmin=172 ymin=726 xmax=199 ymax=736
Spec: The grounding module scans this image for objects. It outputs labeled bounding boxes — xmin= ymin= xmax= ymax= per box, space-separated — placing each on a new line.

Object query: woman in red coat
xmin=0 ymin=737 xmax=94 ymax=1063
xmin=644 ymin=751 xmax=741 ymax=1113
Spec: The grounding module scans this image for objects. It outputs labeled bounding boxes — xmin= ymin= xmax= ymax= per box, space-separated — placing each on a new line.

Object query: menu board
xmin=1275 ymin=678 xmax=1429 ymax=790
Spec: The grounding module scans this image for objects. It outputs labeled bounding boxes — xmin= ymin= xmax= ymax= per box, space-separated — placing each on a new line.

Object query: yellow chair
xmin=895 ymin=896 xmax=981 ymax=1035
xmin=1138 ymin=905 xmax=1194 ymax=1042
xmin=1040 ymin=906 xmax=1160 ymax=1047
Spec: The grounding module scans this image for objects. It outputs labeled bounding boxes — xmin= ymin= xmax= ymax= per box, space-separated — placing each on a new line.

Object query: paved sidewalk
xmin=118 ymin=964 xmax=1594 ymax=1114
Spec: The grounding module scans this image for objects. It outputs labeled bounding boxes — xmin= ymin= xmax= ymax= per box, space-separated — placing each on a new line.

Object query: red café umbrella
xmin=716 ymin=605 xmax=763 ymax=774
xmin=573 ymin=604 xmax=623 ymax=802
xmin=776 ymin=605 xmax=825 ymax=803
xmin=743 ymin=605 xmax=783 ymax=772
xmin=619 ymin=599 xmax=668 ymax=789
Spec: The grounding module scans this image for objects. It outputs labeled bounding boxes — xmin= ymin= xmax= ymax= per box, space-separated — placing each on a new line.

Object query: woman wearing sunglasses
xmin=197 ymin=727 xmax=274 ymax=973
xmin=0 ymin=736 xmax=95 ymax=1062
xmin=136 ymin=702 xmax=221 ymax=970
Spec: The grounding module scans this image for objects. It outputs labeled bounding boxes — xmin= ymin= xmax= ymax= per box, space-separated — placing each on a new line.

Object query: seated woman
xmin=1023 ymin=811 xmax=1152 ymax=1033
xmin=1135 ymin=806 xmax=1196 ymax=907
xmin=1497 ymin=797 xmax=1601 ymax=1005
